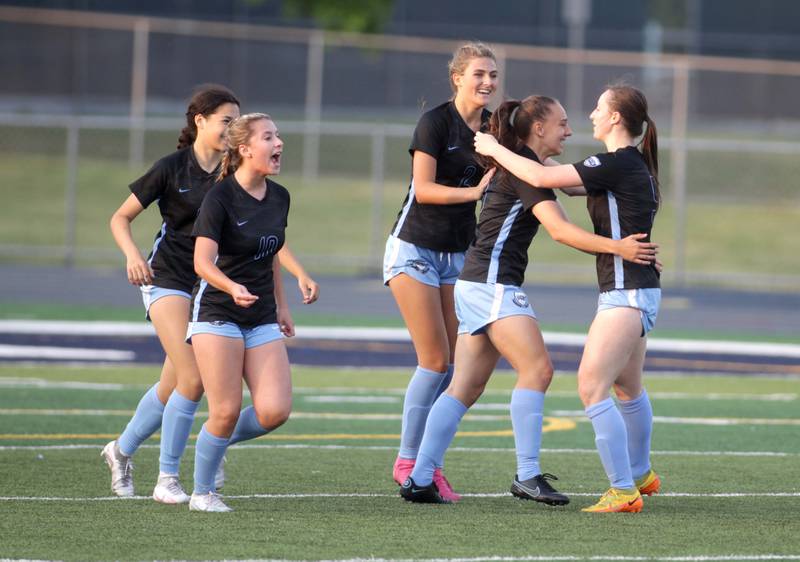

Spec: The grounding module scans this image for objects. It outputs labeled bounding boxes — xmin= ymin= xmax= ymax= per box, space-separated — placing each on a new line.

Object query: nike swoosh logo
xmin=627 ymin=498 xmax=639 ymax=506
xmin=517 ymin=484 xmax=540 ymax=497
xmin=410 ymin=488 xmax=427 ymax=494
xmin=237 ymin=220 xmax=248 ymax=227
xmin=447 ymin=146 xmax=459 ymax=151
xmin=178 ymin=188 xmax=191 ymax=193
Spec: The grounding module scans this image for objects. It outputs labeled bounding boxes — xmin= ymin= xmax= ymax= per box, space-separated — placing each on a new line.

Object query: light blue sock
xmin=398 ymin=366 xmax=447 ymax=459
xmin=586 ymin=397 xmax=634 ymax=489
xmin=618 ymin=389 xmax=653 ymax=480
xmin=158 ymin=390 xmax=200 ymax=475
xmin=118 ymin=383 xmax=165 ymax=456
xmin=510 ymin=388 xmax=545 ymax=481
xmin=410 ymin=394 xmax=468 ymax=487
xmin=433 ymin=364 xmax=454 ymax=401
xmin=193 ymin=425 xmax=229 ymax=495
xmin=229 ymin=406 xmax=271 ymax=445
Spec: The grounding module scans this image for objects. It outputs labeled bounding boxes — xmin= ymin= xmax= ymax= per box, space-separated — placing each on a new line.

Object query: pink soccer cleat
xmin=393 ymin=456 xmax=415 ymax=486
xmin=433 ymin=468 xmax=461 ymax=502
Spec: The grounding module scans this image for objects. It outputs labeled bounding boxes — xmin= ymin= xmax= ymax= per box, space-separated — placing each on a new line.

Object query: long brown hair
xmin=606 ymin=84 xmax=660 ymax=206
xmin=177 ymin=84 xmax=240 ymax=150
xmin=217 ymin=113 xmax=272 ymax=181
xmin=480 ymin=95 xmax=557 ymax=177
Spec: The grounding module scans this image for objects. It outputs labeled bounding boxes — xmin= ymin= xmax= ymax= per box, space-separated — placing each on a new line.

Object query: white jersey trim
xmin=391 ymin=179 xmax=416 ymax=238
xmin=487 ymin=200 xmax=523 ymax=284
xmin=147 ymin=222 xmax=167 ymax=266
xmin=607 ymin=192 xmax=624 ymax=288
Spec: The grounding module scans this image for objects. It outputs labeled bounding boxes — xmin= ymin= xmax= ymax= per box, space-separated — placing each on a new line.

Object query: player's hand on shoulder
xmin=618 ymin=233 xmax=659 ymax=265
xmin=474 ymin=131 xmax=499 ymax=156
xmin=126 ymin=254 xmax=153 ymax=286
xmin=278 ymin=307 xmax=295 ymax=337
xmin=231 ymin=284 xmax=259 ymax=308
xmin=298 ymin=276 xmax=319 ymax=305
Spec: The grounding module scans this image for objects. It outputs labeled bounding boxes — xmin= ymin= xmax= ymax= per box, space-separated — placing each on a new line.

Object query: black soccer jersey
xmin=130 ymin=147 xmax=219 ymax=292
xmin=460 ymin=146 xmax=557 ymax=286
xmin=389 ymin=101 xmax=490 ymax=252
xmin=190 ymin=175 xmax=290 ymax=328
xmin=573 ymin=146 xmax=660 ymax=292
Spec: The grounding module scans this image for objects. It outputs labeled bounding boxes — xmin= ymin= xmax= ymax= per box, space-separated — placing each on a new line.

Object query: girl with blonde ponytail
xmin=104 ymin=84 xmax=239 ymax=504
xmin=186 ymin=113 xmax=318 ymax=512
xmin=475 ymin=84 xmax=663 ymax=513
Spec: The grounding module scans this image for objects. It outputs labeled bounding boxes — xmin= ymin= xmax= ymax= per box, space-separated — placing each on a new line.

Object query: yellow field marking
xmin=0 ymin=416 xmax=575 ymax=440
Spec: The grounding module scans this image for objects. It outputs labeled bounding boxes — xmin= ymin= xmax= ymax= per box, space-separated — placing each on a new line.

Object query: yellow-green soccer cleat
xmin=635 ymin=469 xmax=661 ymax=496
xmin=581 ymin=487 xmax=643 ymax=513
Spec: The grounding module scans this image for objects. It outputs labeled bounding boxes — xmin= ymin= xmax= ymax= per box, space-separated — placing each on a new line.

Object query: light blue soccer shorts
xmin=140 ymin=285 xmax=191 ymax=320
xmin=186 ymin=321 xmax=283 ymax=349
xmin=383 ymin=235 xmax=464 ymax=287
xmin=454 ymin=279 xmax=537 ymax=335
xmin=597 ymin=288 xmax=661 ymax=336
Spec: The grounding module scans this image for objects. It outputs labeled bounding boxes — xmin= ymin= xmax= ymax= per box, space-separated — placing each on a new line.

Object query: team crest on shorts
xmin=583 ymin=156 xmax=601 ymax=168
xmin=512 ymin=291 xmax=529 ymax=308
xmin=406 ymin=259 xmax=430 ymax=274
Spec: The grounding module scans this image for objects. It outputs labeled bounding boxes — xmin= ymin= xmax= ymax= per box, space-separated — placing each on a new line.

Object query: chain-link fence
xmin=1 ymin=6 xmax=798 ymax=289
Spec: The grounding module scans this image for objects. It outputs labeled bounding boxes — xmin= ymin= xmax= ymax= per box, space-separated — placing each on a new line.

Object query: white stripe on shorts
xmin=488 ymin=283 xmax=505 ymax=324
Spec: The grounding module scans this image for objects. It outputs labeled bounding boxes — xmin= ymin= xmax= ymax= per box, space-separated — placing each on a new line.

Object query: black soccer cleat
xmin=510 ymin=472 xmax=570 ymax=506
xmin=399 ymin=477 xmax=452 ymax=504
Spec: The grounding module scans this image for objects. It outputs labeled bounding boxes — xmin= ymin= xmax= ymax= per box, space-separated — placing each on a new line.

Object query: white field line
xmin=0 ymin=344 xmax=134 ymax=361
xmin=0 ymin=406 xmax=797 ymax=427
xmin=2 ymin=492 xmax=800 ymax=503
xmin=1 ymin=320 xmax=799 ymax=358
xmin=0 ymin=443 xmax=796 ymax=457
xmin=0 ymin=378 xmax=796 ymax=402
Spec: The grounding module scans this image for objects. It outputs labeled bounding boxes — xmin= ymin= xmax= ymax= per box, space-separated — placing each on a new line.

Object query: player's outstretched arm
xmin=534 ymin=200 xmax=658 ymax=264
xmin=475 ymin=132 xmax=582 ymax=189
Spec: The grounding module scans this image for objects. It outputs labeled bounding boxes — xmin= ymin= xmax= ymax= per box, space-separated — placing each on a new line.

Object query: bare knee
xmin=417 ymin=354 xmax=449 ymax=375
xmin=448 ymin=380 xmax=484 ymax=408
xmin=176 ymin=377 xmax=204 ymax=402
xmin=517 ymin=359 xmax=553 ymax=391
xmin=256 ymin=405 xmax=292 ymax=431
xmin=207 ymin=407 xmax=241 ymax=437
xmin=577 ymin=371 xmax=610 ymax=407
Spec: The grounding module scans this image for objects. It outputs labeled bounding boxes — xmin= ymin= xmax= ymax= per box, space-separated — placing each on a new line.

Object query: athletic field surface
xmin=1 ymin=363 xmax=799 ymax=561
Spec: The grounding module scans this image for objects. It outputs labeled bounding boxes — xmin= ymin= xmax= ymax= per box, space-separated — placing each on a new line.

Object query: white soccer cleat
xmin=101 ymin=440 xmax=134 ymax=497
xmin=189 ymin=491 xmax=233 ymax=513
xmin=214 ymin=455 xmax=226 ymax=491
xmin=152 ymin=474 xmax=190 ymax=504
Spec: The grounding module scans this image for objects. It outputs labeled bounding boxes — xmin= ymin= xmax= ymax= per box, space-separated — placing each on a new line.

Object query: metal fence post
xmin=368 ymin=129 xmax=386 ymax=268
xmin=64 ymin=120 xmax=80 ymax=267
xmin=129 ymin=18 xmax=150 ymax=170
xmin=670 ymin=61 xmax=690 ymax=286
xmin=303 ymin=31 xmax=324 ymax=184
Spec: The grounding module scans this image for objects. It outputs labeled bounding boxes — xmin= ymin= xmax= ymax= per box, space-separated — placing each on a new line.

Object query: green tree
xmin=282 ymin=0 xmax=395 ymax=33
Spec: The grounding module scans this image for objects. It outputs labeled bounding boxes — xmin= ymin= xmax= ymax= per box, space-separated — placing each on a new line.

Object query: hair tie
xmin=509 ymin=106 xmax=520 ymax=127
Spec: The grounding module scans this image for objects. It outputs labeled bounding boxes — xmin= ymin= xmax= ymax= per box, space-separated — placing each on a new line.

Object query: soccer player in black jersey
xmin=401 ymin=96 xmax=658 ymax=505
xmin=186 ymin=113 xmax=316 ymax=512
xmin=384 ymin=42 xmax=498 ymax=502
xmin=104 ymin=85 xmax=240 ymax=503
xmin=475 ymin=85 xmax=662 ymax=512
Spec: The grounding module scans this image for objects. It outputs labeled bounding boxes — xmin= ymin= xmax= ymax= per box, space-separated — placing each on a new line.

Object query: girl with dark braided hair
xmin=104 ymin=84 xmax=239 ymax=504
